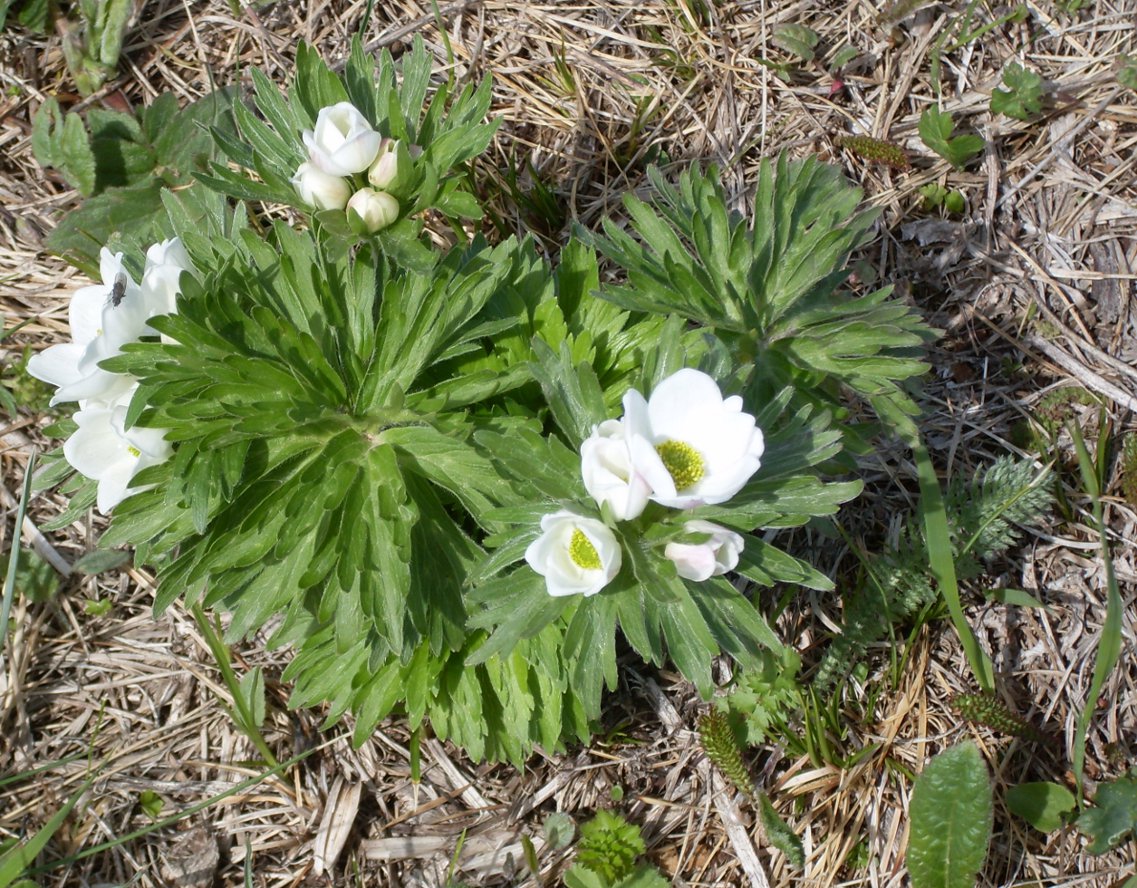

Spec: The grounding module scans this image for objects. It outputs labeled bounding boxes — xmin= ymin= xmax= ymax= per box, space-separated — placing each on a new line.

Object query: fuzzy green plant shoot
xmin=60 ymin=0 xmax=133 ymax=96
xmin=1068 ymin=420 xmax=1125 ymax=802
xmin=950 ymin=691 xmax=1040 ymax=740
xmin=698 ymin=709 xmax=753 ymax=794
xmin=835 ymin=135 xmax=910 ymax=170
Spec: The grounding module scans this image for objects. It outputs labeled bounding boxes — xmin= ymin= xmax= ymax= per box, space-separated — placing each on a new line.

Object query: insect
xmin=108 ymin=271 xmax=128 ymax=307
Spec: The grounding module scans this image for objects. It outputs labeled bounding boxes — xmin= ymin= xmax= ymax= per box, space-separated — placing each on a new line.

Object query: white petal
xmin=27 ymin=342 xmax=85 ymax=388
xmin=664 ymin=540 xmax=718 ymax=581
xmin=64 ymin=407 xmax=130 ymax=479
xmin=95 ymin=460 xmax=137 ymax=514
xmin=52 ymin=367 xmax=134 ymax=406
xmin=68 ymin=284 xmax=111 ymax=345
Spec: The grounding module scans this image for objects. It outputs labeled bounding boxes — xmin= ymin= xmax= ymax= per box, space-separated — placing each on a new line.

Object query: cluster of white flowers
xmin=27 ymin=240 xmax=192 ymax=514
xmin=526 ymin=369 xmax=764 ymax=597
xmin=291 ymin=102 xmax=412 ymax=234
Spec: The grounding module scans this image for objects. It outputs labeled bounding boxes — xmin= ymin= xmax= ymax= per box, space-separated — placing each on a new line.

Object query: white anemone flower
xmin=26 ymin=249 xmax=147 ymax=405
xmin=623 ymin=368 xmax=764 ymax=509
xmin=664 ymin=520 xmax=745 ymax=581
xmin=302 ymin=102 xmax=382 ymax=177
xmin=580 ymin=419 xmax=651 ymax=520
xmin=63 ymin=386 xmax=173 ymax=514
xmin=524 ymin=510 xmax=622 ymax=597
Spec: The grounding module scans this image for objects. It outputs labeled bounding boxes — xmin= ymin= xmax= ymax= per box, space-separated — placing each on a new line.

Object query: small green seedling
xmin=1120 ymin=55 xmax=1137 ymax=92
xmin=562 ymin=810 xmax=668 ymax=888
xmin=919 ymin=183 xmax=966 ymax=214
xmin=991 ymin=63 xmax=1044 ymax=120
xmin=139 ymin=790 xmax=165 ymax=819
xmin=918 ymin=107 xmax=985 ymax=169
xmin=771 ymin=24 xmax=820 ymax=62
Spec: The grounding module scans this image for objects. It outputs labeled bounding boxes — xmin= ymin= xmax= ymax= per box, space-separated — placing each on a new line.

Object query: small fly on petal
xmin=108 ymin=271 xmax=128 ymax=308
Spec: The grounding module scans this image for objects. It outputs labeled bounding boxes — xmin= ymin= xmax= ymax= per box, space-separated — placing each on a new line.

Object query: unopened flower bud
xmin=291 ymin=162 xmax=351 ymax=211
xmin=367 ymin=138 xmax=405 ymax=191
xmin=346 ymin=188 xmax=399 ymax=233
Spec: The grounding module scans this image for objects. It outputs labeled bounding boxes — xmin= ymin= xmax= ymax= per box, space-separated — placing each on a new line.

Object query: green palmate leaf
xmin=43 ymin=87 xmax=239 ymax=275
xmin=1077 ymin=773 xmax=1137 ymax=854
xmin=31 ymin=97 xmax=97 ymax=196
xmin=918 ymin=107 xmax=985 ymax=169
xmin=991 ymin=63 xmax=1044 ymax=120
xmin=907 ymin=742 xmax=993 ymax=888
xmin=1006 ymin=782 xmax=1076 ymax=833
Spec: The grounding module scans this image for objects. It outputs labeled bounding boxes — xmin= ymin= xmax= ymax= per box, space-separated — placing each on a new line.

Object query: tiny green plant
xmin=907 ymin=742 xmax=993 ymax=888
xmin=918 ymin=107 xmax=985 ymax=170
xmin=562 ymin=810 xmax=668 ymax=888
xmin=771 ymin=24 xmax=820 ymax=63
xmin=918 ymin=183 xmax=967 ymax=214
xmin=1119 ymin=55 xmax=1137 ymax=92
xmin=991 ymin=63 xmax=1044 ymax=120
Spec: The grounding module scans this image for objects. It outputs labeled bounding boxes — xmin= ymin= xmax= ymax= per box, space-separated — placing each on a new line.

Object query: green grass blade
xmin=1069 ymin=421 xmax=1124 ymax=802
xmin=0 ymin=778 xmax=91 ymax=887
xmin=912 ymin=436 xmax=995 ymax=690
xmin=2 ymin=449 xmax=37 ymax=660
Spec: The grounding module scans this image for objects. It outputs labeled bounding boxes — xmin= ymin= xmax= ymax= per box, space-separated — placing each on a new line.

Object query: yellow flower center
xmin=569 ymin=529 xmax=602 ymax=570
xmin=656 ymin=440 xmax=705 ymax=491
xmin=127 ymin=445 xmax=141 ymax=458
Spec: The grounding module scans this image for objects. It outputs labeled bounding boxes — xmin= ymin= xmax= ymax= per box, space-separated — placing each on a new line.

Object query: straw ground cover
xmin=1 ymin=0 xmax=1135 ymax=885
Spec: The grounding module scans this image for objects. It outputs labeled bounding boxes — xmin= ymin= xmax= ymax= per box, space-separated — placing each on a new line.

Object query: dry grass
xmin=2 ymin=0 xmax=1136 ymax=885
